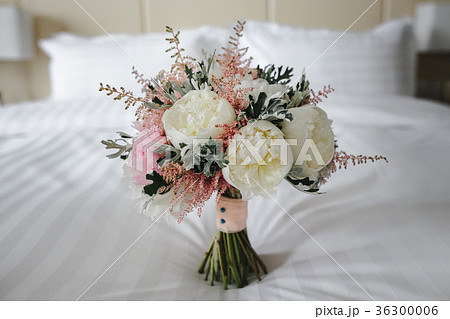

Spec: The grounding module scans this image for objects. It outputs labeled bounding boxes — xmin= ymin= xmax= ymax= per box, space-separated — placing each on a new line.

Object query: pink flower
xmin=128 ymin=128 xmax=168 ymax=185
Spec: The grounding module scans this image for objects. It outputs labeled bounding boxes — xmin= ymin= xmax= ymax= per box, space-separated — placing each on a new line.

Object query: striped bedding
xmin=1 ymin=95 xmax=449 ymax=300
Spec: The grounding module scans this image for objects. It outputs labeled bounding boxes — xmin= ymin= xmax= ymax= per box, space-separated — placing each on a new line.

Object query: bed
xmin=1 ymin=19 xmax=450 ymax=301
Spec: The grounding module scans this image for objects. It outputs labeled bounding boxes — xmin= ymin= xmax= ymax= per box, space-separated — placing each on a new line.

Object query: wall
xmin=0 ymin=0 xmax=448 ymax=104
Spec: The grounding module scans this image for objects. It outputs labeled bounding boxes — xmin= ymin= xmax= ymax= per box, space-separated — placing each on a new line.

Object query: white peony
xmin=222 ymin=120 xmax=293 ymax=200
xmin=281 ymin=104 xmax=335 ymax=180
xmin=237 ymin=75 xmax=286 ymax=101
xmin=162 ymin=89 xmax=236 ymax=149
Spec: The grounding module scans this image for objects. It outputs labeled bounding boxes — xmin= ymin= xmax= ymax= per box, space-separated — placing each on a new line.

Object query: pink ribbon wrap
xmin=216 ymin=197 xmax=248 ymax=233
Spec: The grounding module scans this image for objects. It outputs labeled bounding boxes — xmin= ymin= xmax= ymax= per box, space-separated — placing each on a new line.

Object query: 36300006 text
xmin=315 ymin=305 xmax=439 ymax=317
xmin=375 ymin=305 xmax=438 ymax=316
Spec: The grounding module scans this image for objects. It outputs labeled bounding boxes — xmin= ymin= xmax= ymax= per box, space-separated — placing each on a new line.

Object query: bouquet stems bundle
xmin=198 ymin=190 xmax=267 ymax=289
xmin=198 ymin=225 xmax=267 ymax=289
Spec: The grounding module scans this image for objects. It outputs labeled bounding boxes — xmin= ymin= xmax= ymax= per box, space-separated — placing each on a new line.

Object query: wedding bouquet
xmin=101 ymin=22 xmax=386 ymax=289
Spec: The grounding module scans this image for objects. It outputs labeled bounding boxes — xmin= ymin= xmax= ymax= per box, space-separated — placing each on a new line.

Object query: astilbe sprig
xmin=131 ymin=66 xmax=151 ymax=91
xmin=133 ymin=87 xmax=170 ymax=132
xmin=219 ymin=21 xmax=252 ymax=76
xmin=131 ymin=68 xmax=170 ymax=103
xmin=165 ymin=26 xmax=196 ymax=77
xmin=212 ymin=21 xmax=253 ymax=111
xmin=161 ymin=162 xmax=185 ymax=185
xmin=132 ymin=26 xmax=202 ymax=126
xmin=310 ymin=85 xmax=335 ymax=105
xmin=215 ymin=121 xmax=242 ymax=148
xmin=98 ymin=79 xmax=169 ymax=134
xmin=166 ymin=170 xmax=230 ymax=223
xmin=329 ymin=150 xmax=388 ymax=173
xmin=99 ymin=83 xmax=144 ymax=110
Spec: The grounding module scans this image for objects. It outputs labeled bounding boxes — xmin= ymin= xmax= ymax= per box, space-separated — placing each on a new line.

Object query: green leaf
xmin=143 ymin=101 xmax=171 ymax=110
xmin=283 ymin=71 xmax=311 ymax=108
xmin=117 ymin=131 xmax=132 ymax=139
xmin=154 ymin=144 xmax=182 ymax=167
xmin=154 ymin=144 xmax=179 ymax=155
xmin=285 ymin=112 xmax=294 ymax=121
xmin=152 ymin=96 xmax=164 ymax=105
xmin=243 ymin=91 xmax=292 ymax=127
xmin=183 ymin=54 xmax=216 ymax=90
xmin=101 ymin=134 xmax=132 ymax=160
xmin=180 ymin=138 xmax=229 ymax=176
xmin=143 ymin=171 xmax=169 ymax=197
xmin=256 ymin=64 xmax=294 ymax=85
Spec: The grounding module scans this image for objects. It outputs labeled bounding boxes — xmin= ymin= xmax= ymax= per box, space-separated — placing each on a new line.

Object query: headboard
xmin=0 ymin=0 xmax=448 ymax=103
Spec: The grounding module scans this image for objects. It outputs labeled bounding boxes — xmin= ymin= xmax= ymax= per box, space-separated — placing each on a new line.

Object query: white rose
xmin=281 ymin=104 xmax=335 ymax=180
xmin=238 ymin=75 xmax=286 ymax=101
xmin=222 ymin=120 xmax=293 ymax=200
xmin=162 ymin=89 xmax=236 ymax=149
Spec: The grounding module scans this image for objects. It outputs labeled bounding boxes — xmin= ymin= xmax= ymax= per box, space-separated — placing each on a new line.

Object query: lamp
xmin=415 ymin=2 xmax=450 ymax=52
xmin=0 ymin=5 xmax=34 ymax=61
xmin=0 ymin=5 xmax=34 ymax=104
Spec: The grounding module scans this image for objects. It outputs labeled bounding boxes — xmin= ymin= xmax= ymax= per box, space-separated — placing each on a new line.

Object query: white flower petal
xmin=223 ymin=120 xmax=293 ymax=200
xmin=237 ymin=78 xmax=287 ymax=102
xmin=281 ymin=104 xmax=335 ymax=180
xmin=162 ymin=89 xmax=236 ymax=149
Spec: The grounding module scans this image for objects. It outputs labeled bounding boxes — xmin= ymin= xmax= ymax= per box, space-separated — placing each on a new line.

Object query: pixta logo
xmin=226 ymin=138 xmax=325 ymax=167
xmin=131 ymin=129 xmax=167 ymax=174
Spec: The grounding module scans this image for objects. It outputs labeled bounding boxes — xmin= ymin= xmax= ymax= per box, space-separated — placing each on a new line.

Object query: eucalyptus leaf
xmin=101 ymin=136 xmax=132 ymax=160
xmin=154 ymin=144 xmax=179 ymax=155
xmin=181 ymin=138 xmax=228 ymax=176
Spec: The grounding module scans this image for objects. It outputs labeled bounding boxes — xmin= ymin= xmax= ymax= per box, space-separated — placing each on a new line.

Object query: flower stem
xmin=198 ymin=228 xmax=266 ymax=289
xmin=198 ymin=234 xmax=215 ymax=274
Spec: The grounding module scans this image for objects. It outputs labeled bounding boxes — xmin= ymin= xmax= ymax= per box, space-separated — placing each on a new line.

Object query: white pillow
xmin=241 ymin=18 xmax=416 ymax=96
xmin=39 ymin=26 xmax=229 ymax=100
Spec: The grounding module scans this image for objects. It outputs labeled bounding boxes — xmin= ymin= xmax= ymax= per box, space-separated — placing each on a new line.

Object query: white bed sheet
xmin=0 ymin=94 xmax=449 ymax=300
